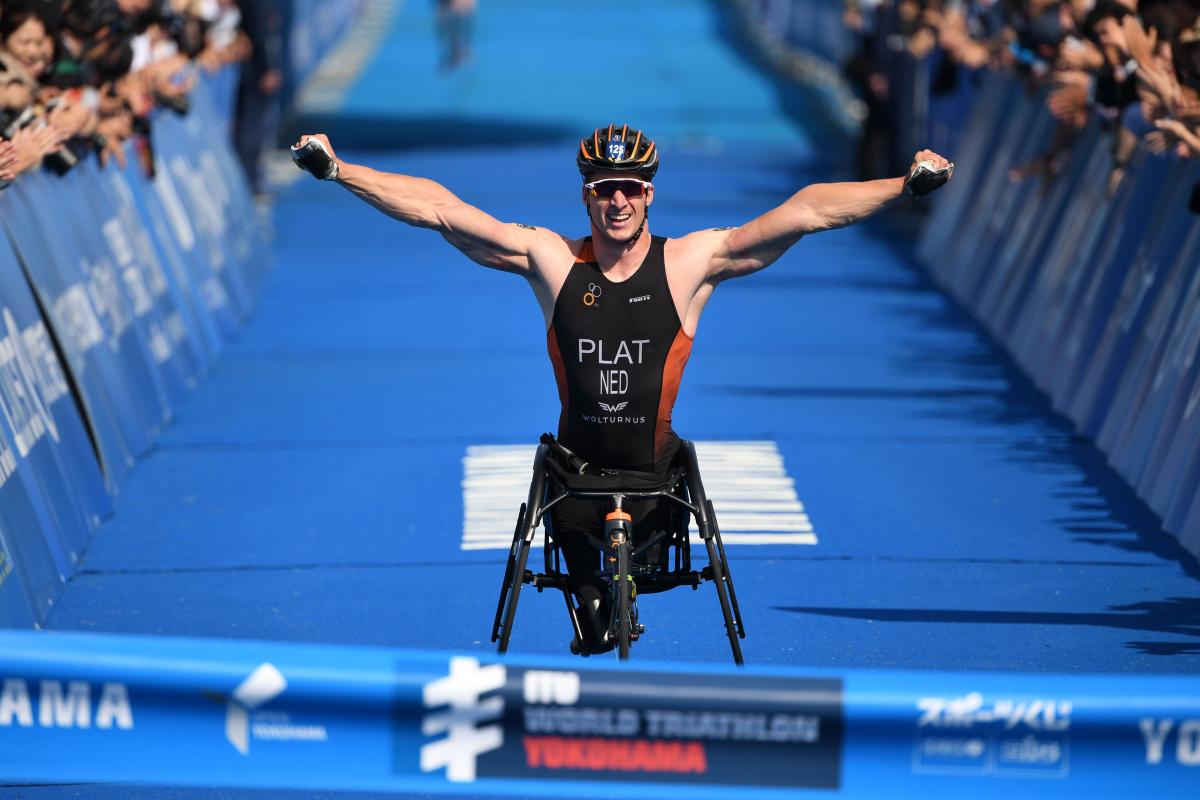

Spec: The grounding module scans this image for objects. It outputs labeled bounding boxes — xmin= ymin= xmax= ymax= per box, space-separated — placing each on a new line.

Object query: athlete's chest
xmin=555 ymin=263 xmax=677 ymax=338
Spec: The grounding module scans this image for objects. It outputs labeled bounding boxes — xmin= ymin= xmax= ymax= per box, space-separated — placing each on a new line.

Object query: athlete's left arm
xmin=706 ymin=149 xmax=952 ymax=280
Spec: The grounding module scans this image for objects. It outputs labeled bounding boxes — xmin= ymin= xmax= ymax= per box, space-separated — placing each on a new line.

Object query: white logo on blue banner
xmin=226 ymin=663 xmax=287 ymax=755
xmin=607 ymin=135 xmax=626 ymax=161
xmin=420 ymin=657 xmax=506 ymax=782
xmin=1 ymin=308 xmax=61 ymax=453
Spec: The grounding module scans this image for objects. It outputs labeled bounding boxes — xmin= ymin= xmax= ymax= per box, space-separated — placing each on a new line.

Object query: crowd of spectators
xmin=844 ymin=0 xmax=1200 ymax=198
xmin=0 ymin=0 xmax=283 ymax=193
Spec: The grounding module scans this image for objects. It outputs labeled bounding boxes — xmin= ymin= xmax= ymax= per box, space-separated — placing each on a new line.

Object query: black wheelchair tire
xmin=498 ymin=538 xmax=530 ymax=653
xmin=616 ymin=538 xmax=632 ymax=660
xmin=491 ymin=503 xmax=525 ymax=644
xmin=707 ymin=500 xmax=746 ymax=639
xmin=704 ymin=533 xmax=744 ymax=665
xmin=497 ymin=509 xmax=531 ymax=654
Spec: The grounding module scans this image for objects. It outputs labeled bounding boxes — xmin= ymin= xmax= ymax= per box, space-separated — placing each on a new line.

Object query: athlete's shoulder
xmin=665 ymin=227 xmax=735 ymax=261
xmin=567 ymin=235 xmax=595 ymax=264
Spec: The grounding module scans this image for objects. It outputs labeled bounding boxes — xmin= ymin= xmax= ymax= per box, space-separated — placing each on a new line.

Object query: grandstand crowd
xmin=845 ymin=0 xmax=1200 ymax=198
xmin=0 ymin=0 xmax=281 ymax=192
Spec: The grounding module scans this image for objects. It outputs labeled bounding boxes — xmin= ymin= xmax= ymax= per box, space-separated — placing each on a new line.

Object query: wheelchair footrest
xmin=636 ymin=571 xmax=704 ymax=591
xmin=530 ymin=573 xmax=569 ymax=590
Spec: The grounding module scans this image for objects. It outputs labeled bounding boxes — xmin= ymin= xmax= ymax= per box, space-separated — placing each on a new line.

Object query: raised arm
xmin=707 ymin=149 xmax=952 ymax=281
xmin=294 ymin=133 xmax=568 ymax=276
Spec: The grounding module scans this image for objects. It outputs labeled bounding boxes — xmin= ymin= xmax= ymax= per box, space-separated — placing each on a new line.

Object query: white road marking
xmin=461 ymin=441 xmax=817 ymax=550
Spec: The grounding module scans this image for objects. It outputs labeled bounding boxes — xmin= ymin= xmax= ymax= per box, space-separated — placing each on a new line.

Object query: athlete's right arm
xmin=296 ymin=134 xmax=558 ymax=275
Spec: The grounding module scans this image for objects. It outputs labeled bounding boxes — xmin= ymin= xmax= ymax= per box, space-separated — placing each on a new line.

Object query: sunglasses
xmin=584 ymin=178 xmax=652 ymax=199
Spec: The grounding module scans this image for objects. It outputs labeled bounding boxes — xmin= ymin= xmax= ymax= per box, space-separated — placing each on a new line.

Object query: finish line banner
xmin=0 ymin=632 xmax=1196 ymax=797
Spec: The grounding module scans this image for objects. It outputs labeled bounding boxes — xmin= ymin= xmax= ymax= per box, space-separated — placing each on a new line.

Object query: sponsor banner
xmin=0 ymin=419 xmax=68 ymax=620
xmin=1099 ymin=214 xmax=1199 ymax=475
xmin=79 ymin=158 xmax=200 ymax=404
xmin=428 ymin=664 xmax=842 ymax=788
xmin=0 ymin=631 xmax=1197 ymax=797
xmin=37 ymin=168 xmax=175 ymax=426
xmin=187 ymin=77 xmax=272 ymax=296
xmin=124 ymin=141 xmax=237 ymax=355
xmin=0 ymin=229 xmax=109 ymax=575
xmin=153 ymin=107 xmax=255 ymax=322
xmin=104 ymin=157 xmax=212 ymax=380
xmin=0 ymin=528 xmax=35 ymax=627
xmin=2 ymin=174 xmax=157 ymax=484
xmin=917 ymin=70 xmax=1014 ymax=274
xmin=1060 ymin=153 xmax=1187 ymax=437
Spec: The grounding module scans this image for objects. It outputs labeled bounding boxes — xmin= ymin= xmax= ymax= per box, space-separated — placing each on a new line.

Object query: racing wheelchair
xmin=491 ymin=435 xmax=746 ymax=663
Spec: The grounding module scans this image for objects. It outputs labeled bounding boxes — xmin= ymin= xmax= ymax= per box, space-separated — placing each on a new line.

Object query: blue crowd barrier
xmin=919 ymin=73 xmax=1200 ymax=559
xmin=0 ymin=234 xmax=110 ymax=624
xmin=0 ymin=68 xmax=271 ymax=626
xmin=155 ymin=110 xmax=255 ymax=321
xmin=2 ymin=176 xmax=157 ymax=485
xmin=757 ymin=0 xmax=1200 ymax=556
xmin=0 ymin=630 xmax=1197 ymax=797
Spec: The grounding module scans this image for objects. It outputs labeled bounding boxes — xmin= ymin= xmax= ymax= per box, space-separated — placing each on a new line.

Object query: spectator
xmin=0 ymin=0 xmax=256 ymax=182
xmin=234 ymin=0 xmax=283 ymax=195
xmin=844 ymin=0 xmax=1200 ymax=202
xmin=1 ymin=0 xmax=54 ymax=80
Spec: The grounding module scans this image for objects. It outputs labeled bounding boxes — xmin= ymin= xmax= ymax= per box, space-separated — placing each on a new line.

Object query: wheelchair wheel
xmin=616 ymin=537 xmax=632 ymax=660
xmin=490 ymin=503 xmax=525 ymax=643
xmin=701 ymin=502 xmax=743 ymax=666
xmin=704 ymin=536 xmax=743 ymax=665
xmin=708 ymin=500 xmax=746 ymax=639
xmin=496 ymin=506 xmax=532 ymax=654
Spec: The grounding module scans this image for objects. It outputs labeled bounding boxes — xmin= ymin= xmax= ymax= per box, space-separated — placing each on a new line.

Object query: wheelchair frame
xmin=490 ymin=439 xmax=746 ymax=663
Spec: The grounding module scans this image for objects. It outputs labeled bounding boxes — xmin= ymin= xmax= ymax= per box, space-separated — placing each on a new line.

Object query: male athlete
xmin=292 ymin=124 xmax=952 ymax=651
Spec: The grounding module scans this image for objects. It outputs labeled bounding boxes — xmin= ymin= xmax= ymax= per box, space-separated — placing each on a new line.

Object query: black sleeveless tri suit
xmin=546 ymin=235 xmax=693 ymax=472
xmin=544 ymin=235 xmax=694 ymax=628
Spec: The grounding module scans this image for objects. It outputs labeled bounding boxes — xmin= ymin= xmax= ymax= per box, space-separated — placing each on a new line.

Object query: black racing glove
xmin=905 ymin=161 xmax=954 ymax=197
xmin=291 ymin=138 xmax=340 ymax=181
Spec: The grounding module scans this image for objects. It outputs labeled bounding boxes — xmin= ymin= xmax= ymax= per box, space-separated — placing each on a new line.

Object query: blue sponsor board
xmin=0 ymin=631 xmax=1197 ymax=797
xmin=908 ymin=689 xmax=1070 ymax=777
xmin=186 ymin=78 xmax=272 ymax=295
xmin=428 ymin=665 xmax=843 ymax=788
xmin=0 ymin=434 xmax=65 ymax=620
xmin=121 ymin=146 xmax=235 ymax=357
xmin=101 ymin=158 xmax=210 ymax=382
xmin=153 ymin=108 xmax=255 ymax=321
xmin=0 ymin=229 xmax=109 ymax=559
xmin=1 ymin=175 xmax=155 ymax=484
xmin=77 ymin=158 xmax=196 ymax=408
xmin=0 ymin=527 xmax=34 ymax=627
xmin=0 ymin=228 xmax=111 ymax=623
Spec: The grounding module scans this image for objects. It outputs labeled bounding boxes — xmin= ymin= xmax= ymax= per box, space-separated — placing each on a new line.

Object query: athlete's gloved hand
xmin=904 ymin=149 xmax=954 ymax=197
xmin=291 ymin=134 xmax=340 ymax=181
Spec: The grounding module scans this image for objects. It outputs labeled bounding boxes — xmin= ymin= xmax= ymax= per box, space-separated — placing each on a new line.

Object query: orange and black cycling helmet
xmin=577 ymin=123 xmax=659 ymax=180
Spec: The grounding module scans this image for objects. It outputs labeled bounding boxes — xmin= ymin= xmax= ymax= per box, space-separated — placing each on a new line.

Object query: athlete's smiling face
xmin=582 ymin=171 xmax=654 ymax=245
